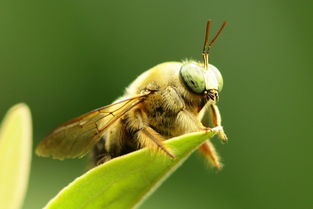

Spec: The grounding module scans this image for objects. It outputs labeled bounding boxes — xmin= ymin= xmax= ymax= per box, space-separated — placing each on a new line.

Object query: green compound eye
xmin=180 ymin=63 xmax=206 ymax=94
xmin=209 ymin=64 xmax=223 ymax=91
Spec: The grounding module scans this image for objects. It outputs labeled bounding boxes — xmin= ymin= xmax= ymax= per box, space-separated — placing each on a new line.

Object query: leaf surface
xmin=45 ymin=128 xmax=220 ymax=209
xmin=0 ymin=104 xmax=32 ymax=209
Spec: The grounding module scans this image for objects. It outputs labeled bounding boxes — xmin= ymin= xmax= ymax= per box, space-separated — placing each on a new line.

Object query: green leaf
xmin=44 ymin=128 xmax=220 ymax=209
xmin=0 ymin=104 xmax=32 ymax=209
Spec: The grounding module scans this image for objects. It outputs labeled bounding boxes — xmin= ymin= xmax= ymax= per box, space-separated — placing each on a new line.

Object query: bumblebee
xmin=36 ymin=21 xmax=228 ymax=169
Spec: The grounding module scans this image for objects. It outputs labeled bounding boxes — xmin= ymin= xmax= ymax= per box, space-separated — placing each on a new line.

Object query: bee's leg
xmin=133 ymin=109 xmax=175 ymax=158
xmin=89 ymin=136 xmax=112 ymax=168
xmin=199 ymin=140 xmax=223 ymax=169
xmin=105 ymin=121 xmax=128 ymax=158
xmin=210 ymin=104 xmax=228 ymax=142
xmin=197 ymin=104 xmax=225 ymax=169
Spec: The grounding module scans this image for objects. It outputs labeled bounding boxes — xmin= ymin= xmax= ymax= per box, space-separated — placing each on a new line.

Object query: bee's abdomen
xmin=91 ymin=131 xmax=138 ymax=167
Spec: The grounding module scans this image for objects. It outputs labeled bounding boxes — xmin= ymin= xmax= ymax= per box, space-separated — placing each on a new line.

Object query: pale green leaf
xmin=44 ymin=127 xmax=220 ymax=209
xmin=0 ymin=104 xmax=32 ymax=209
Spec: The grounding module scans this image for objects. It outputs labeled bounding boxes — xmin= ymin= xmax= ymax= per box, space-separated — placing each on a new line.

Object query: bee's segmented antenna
xmin=202 ymin=20 xmax=227 ymax=69
xmin=209 ymin=21 xmax=227 ymax=47
xmin=202 ymin=20 xmax=211 ymax=69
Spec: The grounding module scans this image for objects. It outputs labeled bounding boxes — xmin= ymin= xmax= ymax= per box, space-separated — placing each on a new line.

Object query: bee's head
xmin=179 ymin=20 xmax=227 ymax=102
xmin=179 ymin=62 xmax=223 ymax=102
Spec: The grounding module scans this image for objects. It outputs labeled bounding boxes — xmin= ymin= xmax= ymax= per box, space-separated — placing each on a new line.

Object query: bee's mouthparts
xmin=206 ymin=89 xmax=219 ymax=101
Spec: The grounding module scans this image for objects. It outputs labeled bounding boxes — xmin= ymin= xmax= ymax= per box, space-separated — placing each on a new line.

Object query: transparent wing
xmin=36 ymin=93 xmax=150 ymax=160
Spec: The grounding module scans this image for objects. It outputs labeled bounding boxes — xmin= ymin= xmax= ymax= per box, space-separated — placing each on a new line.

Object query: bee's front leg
xmin=210 ymin=104 xmax=228 ymax=143
xmin=198 ymin=104 xmax=227 ymax=169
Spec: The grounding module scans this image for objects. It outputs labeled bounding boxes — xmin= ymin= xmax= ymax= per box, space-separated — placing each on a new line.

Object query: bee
xmin=36 ymin=20 xmax=228 ymax=169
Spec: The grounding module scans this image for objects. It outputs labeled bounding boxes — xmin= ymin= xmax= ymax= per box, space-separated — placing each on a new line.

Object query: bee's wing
xmin=36 ymin=93 xmax=149 ymax=160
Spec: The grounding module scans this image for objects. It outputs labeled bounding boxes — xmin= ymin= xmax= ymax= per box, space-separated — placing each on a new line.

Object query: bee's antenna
xmin=202 ymin=20 xmax=227 ymax=70
xmin=202 ymin=20 xmax=211 ymax=69
xmin=209 ymin=21 xmax=227 ymax=47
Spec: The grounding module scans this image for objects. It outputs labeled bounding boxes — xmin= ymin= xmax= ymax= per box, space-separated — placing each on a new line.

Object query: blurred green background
xmin=0 ymin=0 xmax=312 ymax=208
